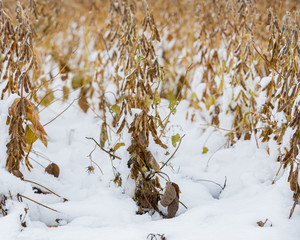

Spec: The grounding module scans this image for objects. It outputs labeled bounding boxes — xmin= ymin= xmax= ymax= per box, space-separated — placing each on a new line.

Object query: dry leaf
xmin=78 ymin=96 xmax=89 ymax=113
xmin=28 ymin=124 xmax=47 ymax=147
xmin=161 ymin=182 xmax=177 ymax=207
xmin=45 ymin=163 xmax=60 ymax=178
xmin=146 ymin=151 xmax=160 ymax=172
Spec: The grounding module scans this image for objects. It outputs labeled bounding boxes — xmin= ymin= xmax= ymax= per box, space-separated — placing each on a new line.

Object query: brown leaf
xmin=146 ymin=151 xmax=160 ymax=172
xmin=45 ymin=163 xmax=60 ymax=178
xmin=78 ymin=96 xmax=89 ymax=113
xmin=164 ymin=196 xmax=179 ymax=219
xmin=160 ymin=182 xmax=177 ymax=207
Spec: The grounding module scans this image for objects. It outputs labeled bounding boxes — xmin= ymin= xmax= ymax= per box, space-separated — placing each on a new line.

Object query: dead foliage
xmin=45 ymin=163 xmax=60 ymax=178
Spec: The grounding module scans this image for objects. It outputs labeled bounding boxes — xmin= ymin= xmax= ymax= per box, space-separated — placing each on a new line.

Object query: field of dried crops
xmin=0 ymin=0 xmax=299 ymax=239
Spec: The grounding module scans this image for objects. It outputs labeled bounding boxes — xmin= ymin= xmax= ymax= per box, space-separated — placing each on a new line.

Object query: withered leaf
xmin=45 ymin=163 xmax=60 ymax=178
xmin=146 ymin=151 xmax=160 ymax=172
xmin=164 ymin=196 xmax=179 ymax=219
xmin=78 ymin=96 xmax=89 ymax=113
xmin=28 ymin=124 xmax=47 ymax=147
xmin=25 ymin=124 xmax=38 ymax=145
xmin=161 ymin=182 xmax=177 ymax=207
xmin=114 ymin=142 xmax=125 ymax=151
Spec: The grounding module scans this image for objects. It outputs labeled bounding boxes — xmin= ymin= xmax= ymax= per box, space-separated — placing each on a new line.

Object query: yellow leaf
xmin=40 ymin=90 xmax=54 ymax=107
xmin=71 ymin=75 xmax=84 ymax=89
xmin=202 ymin=147 xmax=208 ymax=154
xmin=205 ymin=95 xmax=215 ymax=110
xmin=172 ymin=134 xmax=181 ymax=147
xmin=28 ymin=124 xmax=47 ymax=147
xmin=25 ymin=125 xmax=38 ymax=144
xmin=111 ymin=104 xmax=121 ymax=114
xmin=114 ymin=142 xmax=125 ymax=151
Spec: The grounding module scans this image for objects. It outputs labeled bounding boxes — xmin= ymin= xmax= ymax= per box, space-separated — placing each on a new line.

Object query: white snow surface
xmin=0 ymin=94 xmax=300 ymax=240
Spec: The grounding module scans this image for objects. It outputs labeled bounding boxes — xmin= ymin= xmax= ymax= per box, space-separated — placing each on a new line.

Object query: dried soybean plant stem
xmin=23 ymin=179 xmax=67 ymax=201
xmin=206 ymin=141 xmax=228 ymax=169
xmin=160 ymin=134 xmax=185 ymax=170
xmin=17 ymin=194 xmax=60 ymax=213
xmin=88 ymin=145 xmax=104 ymax=175
xmin=199 ymin=123 xmax=264 ymax=133
xmin=158 ymin=64 xmax=193 ymax=139
xmin=43 ymin=97 xmax=79 ymax=127
xmin=179 ymin=200 xmax=188 ymax=209
xmin=193 ymin=177 xmax=226 ymax=190
xmin=85 ymin=137 xmax=121 ymax=160
xmin=37 ymin=89 xmax=63 ymax=107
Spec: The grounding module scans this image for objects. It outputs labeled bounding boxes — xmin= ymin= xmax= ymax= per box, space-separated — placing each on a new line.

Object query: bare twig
xmin=86 ymin=137 xmax=121 ymax=160
xmin=17 ymin=194 xmax=60 ymax=213
xmin=23 ymin=179 xmax=68 ymax=201
xmin=43 ymin=97 xmax=79 ymax=127
xmin=158 ymin=64 xmax=193 ymax=139
xmin=88 ymin=145 xmax=104 ymax=175
xmin=160 ymin=134 xmax=185 ymax=170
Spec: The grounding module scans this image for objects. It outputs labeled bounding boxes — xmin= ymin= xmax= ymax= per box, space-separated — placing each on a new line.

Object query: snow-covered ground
xmin=1 ymin=93 xmax=300 ymax=240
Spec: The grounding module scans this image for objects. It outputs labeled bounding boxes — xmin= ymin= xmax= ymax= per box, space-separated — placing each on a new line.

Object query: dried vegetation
xmin=0 ymin=0 xmax=299 ymax=225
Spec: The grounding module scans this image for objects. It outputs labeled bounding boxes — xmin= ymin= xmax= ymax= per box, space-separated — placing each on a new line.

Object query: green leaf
xmin=142 ymin=166 xmax=148 ymax=172
xmin=202 ymin=147 xmax=208 ymax=154
xmin=172 ymin=133 xmax=181 ymax=147
xmin=111 ymin=104 xmax=121 ymax=114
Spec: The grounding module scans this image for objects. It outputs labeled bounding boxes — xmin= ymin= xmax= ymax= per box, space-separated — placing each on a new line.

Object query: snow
xmin=0 ymin=91 xmax=300 ymax=240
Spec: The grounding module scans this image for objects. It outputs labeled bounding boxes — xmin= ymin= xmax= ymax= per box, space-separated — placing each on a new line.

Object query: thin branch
xmin=43 ymin=97 xmax=79 ymax=127
xmin=160 ymin=134 xmax=185 ymax=170
xmin=23 ymin=179 xmax=68 ymax=201
xmin=179 ymin=200 xmax=188 ymax=209
xmin=17 ymin=194 xmax=60 ymax=213
xmin=193 ymin=176 xmax=227 ymax=191
xmin=85 ymin=137 xmax=121 ymax=160
xmin=158 ymin=64 xmax=193 ymax=139
xmin=88 ymin=145 xmax=104 ymax=175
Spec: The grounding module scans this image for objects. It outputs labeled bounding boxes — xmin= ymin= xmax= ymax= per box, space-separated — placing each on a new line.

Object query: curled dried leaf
xmin=160 ymin=182 xmax=177 ymax=207
xmin=146 ymin=151 xmax=160 ymax=172
xmin=45 ymin=163 xmax=60 ymax=178
xmin=164 ymin=196 xmax=179 ymax=219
